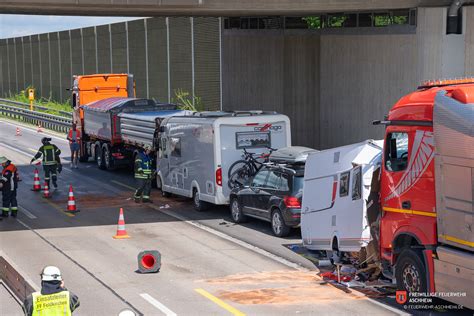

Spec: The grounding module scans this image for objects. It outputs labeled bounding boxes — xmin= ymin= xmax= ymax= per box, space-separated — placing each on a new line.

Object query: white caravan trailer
xmin=157 ymin=111 xmax=291 ymax=210
xmin=301 ymin=140 xmax=383 ymax=252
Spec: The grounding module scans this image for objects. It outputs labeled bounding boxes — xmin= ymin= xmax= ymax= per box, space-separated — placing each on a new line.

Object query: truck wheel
xmin=95 ymin=145 xmax=105 ymax=170
xmin=156 ymin=176 xmax=170 ymax=197
xmin=103 ymin=145 xmax=115 ymax=171
xmin=193 ymin=189 xmax=208 ymax=212
xmin=230 ymin=198 xmax=247 ymax=223
xmin=271 ymin=209 xmax=291 ymax=237
xmin=395 ymin=249 xmax=427 ymax=294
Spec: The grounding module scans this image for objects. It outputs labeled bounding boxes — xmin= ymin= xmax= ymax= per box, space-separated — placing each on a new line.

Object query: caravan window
xmin=385 ymin=132 xmax=409 ymax=172
xmin=352 ymin=166 xmax=362 ymax=200
xmin=339 ymin=171 xmax=350 ymax=197
xmin=236 ymin=131 xmax=271 ymax=149
xmin=170 ymin=137 xmax=181 ymax=157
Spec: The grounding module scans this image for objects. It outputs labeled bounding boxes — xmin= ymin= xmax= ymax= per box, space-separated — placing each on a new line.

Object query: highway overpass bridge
xmin=0 ymin=0 xmax=455 ymax=16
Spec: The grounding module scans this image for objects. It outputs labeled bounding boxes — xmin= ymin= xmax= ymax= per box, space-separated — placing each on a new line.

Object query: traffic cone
xmin=37 ymin=123 xmax=43 ymax=133
xmin=113 ymin=208 xmax=130 ymax=239
xmin=31 ymin=169 xmax=41 ymax=191
xmin=15 ymin=127 xmax=21 ymax=136
xmin=67 ymin=185 xmax=79 ymax=213
xmin=43 ymin=182 xmax=50 ymax=198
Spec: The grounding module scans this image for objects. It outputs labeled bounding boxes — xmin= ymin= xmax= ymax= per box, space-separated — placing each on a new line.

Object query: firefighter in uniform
xmin=134 ymin=145 xmax=154 ymax=203
xmin=30 ymin=137 xmax=62 ymax=189
xmin=23 ymin=266 xmax=80 ymax=316
xmin=0 ymin=156 xmax=19 ymax=218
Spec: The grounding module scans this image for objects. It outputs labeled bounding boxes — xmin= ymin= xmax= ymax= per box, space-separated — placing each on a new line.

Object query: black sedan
xmin=229 ymin=165 xmax=304 ymax=237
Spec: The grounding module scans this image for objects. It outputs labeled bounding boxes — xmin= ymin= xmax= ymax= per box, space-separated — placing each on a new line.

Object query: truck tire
xmin=103 ymin=145 xmax=115 ymax=171
xmin=95 ymin=144 xmax=105 ymax=170
xmin=395 ymin=249 xmax=427 ymax=294
xmin=79 ymin=144 xmax=89 ymax=163
xmin=193 ymin=189 xmax=209 ymax=212
xmin=156 ymin=176 xmax=170 ymax=197
xmin=271 ymin=208 xmax=291 ymax=237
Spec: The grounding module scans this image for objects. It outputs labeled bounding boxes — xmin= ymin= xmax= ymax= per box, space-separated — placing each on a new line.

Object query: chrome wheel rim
xmin=402 ymin=264 xmax=420 ymax=292
xmin=231 ymin=200 xmax=240 ymax=220
xmin=272 ymin=212 xmax=282 ymax=235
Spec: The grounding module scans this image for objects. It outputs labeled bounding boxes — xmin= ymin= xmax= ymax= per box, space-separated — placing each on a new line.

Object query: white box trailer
xmin=157 ymin=111 xmax=291 ymax=210
xmin=301 ymin=140 xmax=383 ymax=252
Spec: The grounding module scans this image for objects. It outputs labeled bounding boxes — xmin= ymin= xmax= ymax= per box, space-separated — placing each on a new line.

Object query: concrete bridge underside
xmin=0 ymin=0 xmax=453 ymax=16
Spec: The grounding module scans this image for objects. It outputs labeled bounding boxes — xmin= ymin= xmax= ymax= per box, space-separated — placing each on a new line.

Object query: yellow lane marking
xmin=43 ymin=198 xmax=75 ymax=217
xmin=111 ymin=180 xmax=135 ymax=191
xmin=383 ymin=206 xmax=436 ymax=218
xmin=439 ymin=234 xmax=474 ymax=248
xmin=195 ymin=288 xmax=245 ymax=316
xmin=28 ymin=148 xmax=38 ymax=153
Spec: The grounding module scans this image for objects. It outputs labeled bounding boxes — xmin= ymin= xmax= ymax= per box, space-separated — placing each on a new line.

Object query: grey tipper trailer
xmin=157 ymin=111 xmax=291 ymax=211
xmin=432 ymin=91 xmax=473 ymax=309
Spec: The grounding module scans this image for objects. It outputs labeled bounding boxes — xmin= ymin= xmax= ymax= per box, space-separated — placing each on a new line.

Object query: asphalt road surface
xmin=0 ymin=118 xmax=406 ymax=316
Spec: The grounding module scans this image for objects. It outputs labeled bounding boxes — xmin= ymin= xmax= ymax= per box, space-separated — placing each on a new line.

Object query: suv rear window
xmin=293 ymin=176 xmax=304 ymax=193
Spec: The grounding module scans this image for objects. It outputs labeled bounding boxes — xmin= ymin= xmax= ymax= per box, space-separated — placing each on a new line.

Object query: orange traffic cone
xmin=37 ymin=123 xmax=43 ymax=133
xmin=113 ymin=208 xmax=130 ymax=239
xmin=67 ymin=185 xmax=79 ymax=213
xmin=15 ymin=127 xmax=21 ymax=136
xmin=31 ymin=169 xmax=41 ymax=191
xmin=43 ymin=182 xmax=50 ymax=198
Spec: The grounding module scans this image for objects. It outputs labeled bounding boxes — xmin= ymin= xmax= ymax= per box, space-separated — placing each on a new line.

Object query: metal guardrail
xmin=0 ymin=98 xmax=72 ymax=118
xmin=0 ymin=103 xmax=71 ymax=133
xmin=0 ymin=255 xmax=35 ymax=303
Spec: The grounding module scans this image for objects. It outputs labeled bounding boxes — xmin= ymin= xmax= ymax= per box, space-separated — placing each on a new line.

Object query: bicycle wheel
xmin=228 ymin=164 xmax=253 ymax=189
xmin=228 ymin=160 xmax=253 ymax=179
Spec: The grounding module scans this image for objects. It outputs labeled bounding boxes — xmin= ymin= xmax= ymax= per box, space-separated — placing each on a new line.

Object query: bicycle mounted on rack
xmin=227 ymin=147 xmax=277 ymax=189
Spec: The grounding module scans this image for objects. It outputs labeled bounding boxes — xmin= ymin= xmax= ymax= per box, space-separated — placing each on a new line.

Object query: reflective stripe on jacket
xmin=134 ymin=152 xmax=153 ymax=179
xmin=34 ymin=145 xmax=61 ymax=165
xmin=32 ymin=291 xmax=71 ymax=316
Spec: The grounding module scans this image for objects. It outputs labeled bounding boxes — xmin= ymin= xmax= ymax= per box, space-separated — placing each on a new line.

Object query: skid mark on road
xmin=203 ymin=270 xmax=318 ymax=285
xmin=195 ymin=288 xmax=246 ymax=316
xmin=200 ymin=270 xmax=361 ymax=306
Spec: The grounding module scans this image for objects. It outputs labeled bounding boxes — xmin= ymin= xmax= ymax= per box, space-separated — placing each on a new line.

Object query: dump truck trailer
xmin=79 ymin=97 xmax=188 ymax=170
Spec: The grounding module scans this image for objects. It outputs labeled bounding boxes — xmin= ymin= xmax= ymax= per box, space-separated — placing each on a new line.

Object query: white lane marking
xmin=19 ymin=205 xmax=37 ymax=219
xmin=150 ymin=205 xmax=308 ymax=272
xmin=0 ymin=142 xmax=34 ymax=157
xmin=0 ymin=119 xmax=67 ymax=142
xmin=140 ymin=293 xmax=177 ymax=316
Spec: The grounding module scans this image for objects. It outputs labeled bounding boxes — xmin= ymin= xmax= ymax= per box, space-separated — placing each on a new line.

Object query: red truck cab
xmin=378 ymin=79 xmax=474 ymax=296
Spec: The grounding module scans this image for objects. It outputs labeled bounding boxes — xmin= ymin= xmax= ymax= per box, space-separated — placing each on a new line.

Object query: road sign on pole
xmin=28 ymin=88 xmax=35 ymax=111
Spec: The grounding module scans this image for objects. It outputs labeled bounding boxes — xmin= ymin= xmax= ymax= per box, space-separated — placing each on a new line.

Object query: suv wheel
xmin=193 ymin=189 xmax=208 ymax=212
xmin=271 ymin=209 xmax=291 ymax=237
xmin=230 ymin=198 xmax=246 ymax=223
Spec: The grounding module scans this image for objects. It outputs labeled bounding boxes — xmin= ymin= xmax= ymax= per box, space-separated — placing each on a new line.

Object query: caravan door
xmin=159 ymin=136 xmax=170 ymax=185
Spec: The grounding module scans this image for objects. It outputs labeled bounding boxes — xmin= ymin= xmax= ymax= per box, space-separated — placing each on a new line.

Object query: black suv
xmin=229 ymin=165 xmax=304 ymax=237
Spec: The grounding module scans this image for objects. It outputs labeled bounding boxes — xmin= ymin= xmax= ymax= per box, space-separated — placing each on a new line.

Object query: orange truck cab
xmin=375 ymin=78 xmax=473 ymax=308
xmin=71 ymin=74 xmax=135 ymax=160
